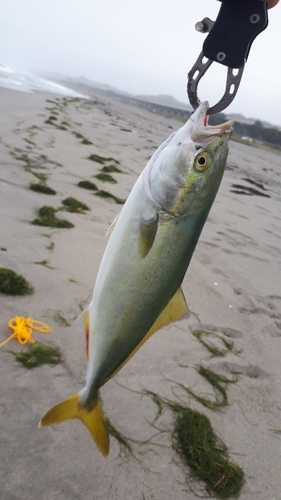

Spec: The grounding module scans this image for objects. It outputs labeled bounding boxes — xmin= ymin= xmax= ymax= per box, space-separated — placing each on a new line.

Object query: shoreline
xmin=0 ymin=87 xmax=281 ymax=500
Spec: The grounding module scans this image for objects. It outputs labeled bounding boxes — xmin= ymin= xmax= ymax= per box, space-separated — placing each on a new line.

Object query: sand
xmin=0 ymin=87 xmax=281 ymax=500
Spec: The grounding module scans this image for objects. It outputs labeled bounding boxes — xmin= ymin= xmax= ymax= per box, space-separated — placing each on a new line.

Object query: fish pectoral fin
xmin=105 ymin=212 xmax=121 ymax=237
xmin=102 ymin=287 xmax=189 ymax=386
xmin=75 ymin=305 xmax=90 ymax=362
xmin=39 ymin=394 xmax=109 ymax=457
xmin=138 ymin=213 xmax=159 ymax=258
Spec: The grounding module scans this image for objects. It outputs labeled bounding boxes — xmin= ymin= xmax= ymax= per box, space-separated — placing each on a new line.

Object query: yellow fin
xmin=75 ymin=306 xmax=90 ymax=362
xmin=105 ymin=212 xmax=120 ymax=237
xmin=103 ymin=287 xmax=189 ymax=385
xmin=138 ymin=214 xmax=159 ymax=258
xmin=39 ymin=394 xmax=109 ymax=457
xmin=150 ymin=286 xmax=190 ymax=332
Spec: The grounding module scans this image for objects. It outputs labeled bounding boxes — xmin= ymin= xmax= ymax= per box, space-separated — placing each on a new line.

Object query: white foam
xmin=0 ymin=64 xmax=87 ymax=98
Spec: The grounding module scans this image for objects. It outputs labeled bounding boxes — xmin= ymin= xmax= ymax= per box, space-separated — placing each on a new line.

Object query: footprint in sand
xmin=213 ymin=361 xmax=269 ymax=379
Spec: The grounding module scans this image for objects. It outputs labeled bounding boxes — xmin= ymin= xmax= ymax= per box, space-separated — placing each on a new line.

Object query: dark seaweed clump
xmin=95 ymin=172 xmax=117 ymax=184
xmin=10 ymin=343 xmax=62 ymax=369
xmin=62 ymin=197 xmax=90 ymax=212
xmin=0 ymin=268 xmax=34 ymax=296
xmin=31 ymin=206 xmax=74 ymax=228
xmin=29 ymin=183 xmax=57 ymax=195
xmin=81 ymin=138 xmax=93 ymax=145
xmin=77 ymin=180 xmax=98 ymax=191
xmin=101 ymin=165 xmax=124 ymax=174
xmin=145 ymin=389 xmax=244 ymax=499
xmin=172 ymin=405 xmax=244 ymax=498
xmin=87 ymin=154 xmax=120 ymax=164
xmin=95 ymin=190 xmax=126 ymax=204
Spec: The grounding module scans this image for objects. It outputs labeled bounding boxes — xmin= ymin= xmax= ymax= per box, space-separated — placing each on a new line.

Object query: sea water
xmin=0 ymin=64 xmax=86 ymax=98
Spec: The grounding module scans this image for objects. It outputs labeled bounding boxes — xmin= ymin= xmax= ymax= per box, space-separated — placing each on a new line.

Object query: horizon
xmin=1 ymin=0 xmax=281 ymax=127
xmin=0 ymin=64 xmax=280 ymax=129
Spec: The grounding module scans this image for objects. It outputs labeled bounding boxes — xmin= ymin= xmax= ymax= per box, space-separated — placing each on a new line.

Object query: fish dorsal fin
xmin=138 ymin=213 xmax=159 ymax=258
xmin=102 ymin=287 xmax=189 ymax=385
xmin=75 ymin=305 xmax=90 ymax=362
xmin=105 ymin=212 xmax=120 ymax=237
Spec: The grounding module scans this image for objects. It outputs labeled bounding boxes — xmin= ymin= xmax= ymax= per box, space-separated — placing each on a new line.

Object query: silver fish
xmin=39 ymin=101 xmax=233 ymax=456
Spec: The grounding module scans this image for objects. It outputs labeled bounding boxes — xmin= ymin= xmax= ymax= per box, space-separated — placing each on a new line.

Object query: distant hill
xmin=42 ymin=73 xmax=192 ymax=111
xmin=41 ymin=72 xmax=130 ymax=96
xmin=226 ymin=112 xmax=278 ymax=129
xmin=41 ymin=72 xmax=279 ymax=129
xmin=226 ymin=113 xmax=255 ymax=124
xmin=136 ymin=94 xmax=192 ymax=111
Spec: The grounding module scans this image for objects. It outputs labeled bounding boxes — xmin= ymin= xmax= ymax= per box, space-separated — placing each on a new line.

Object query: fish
xmin=39 ymin=101 xmax=233 ymax=457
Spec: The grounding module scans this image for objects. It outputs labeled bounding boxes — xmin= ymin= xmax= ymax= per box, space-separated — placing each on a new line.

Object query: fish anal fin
xmin=149 ymin=286 xmax=190 ymax=335
xmin=105 ymin=212 xmax=120 ymax=237
xmin=75 ymin=306 xmax=90 ymax=362
xmin=39 ymin=394 xmax=109 ymax=457
xmin=102 ymin=287 xmax=189 ymax=385
xmin=138 ymin=214 xmax=159 ymax=258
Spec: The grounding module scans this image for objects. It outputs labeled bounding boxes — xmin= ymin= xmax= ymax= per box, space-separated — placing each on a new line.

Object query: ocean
xmin=0 ymin=64 xmax=87 ymax=98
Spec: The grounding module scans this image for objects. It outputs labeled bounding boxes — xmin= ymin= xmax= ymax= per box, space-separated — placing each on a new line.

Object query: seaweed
xmin=45 ymin=116 xmax=58 ymax=125
xmin=45 ymin=118 xmax=67 ymax=131
xmin=24 ymin=138 xmax=36 ymax=146
xmin=33 ymin=173 xmax=49 ymax=183
xmin=72 ymin=132 xmax=85 ymax=139
xmin=56 ymin=125 xmax=68 ymax=131
xmin=77 ymin=180 xmax=98 ymax=191
xmin=171 ymin=404 xmax=244 ymax=498
xmin=81 ymin=138 xmax=93 ymax=145
xmin=101 ymin=165 xmax=124 ymax=174
xmin=62 ymin=197 xmax=90 ymax=212
xmin=0 ymin=268 xmax=34 ymax=295
xmin=31 ymin=206 xmax=74 ymax=228
xmin=192 ymin=330 xmax=233 ymax=357
xmin=87 ymin=154 xmax=120 ymax=164
xmin=145 ymin=391 xmax=244 ymax=499
xmin=95 ymin=190 xmax=125 ymax=204
xmin=9 ymin=343 xmax=62 ymax=369
xmin=54 ymin=311 xmax=71 ymax=327
xmin=29 ymin=183 xmax=56 ymax=195
xmin=95 ymin=172 xmax=117 ymax=184
xmin=34 ymin=259 xmax=55 ymax=269
xmin=104 ymin=415 xmax=133 ymax=456
xmin=177 ymin=366 xmax=236 ymax=411
xmin=45 ymin=242 xmax=55 ymax=253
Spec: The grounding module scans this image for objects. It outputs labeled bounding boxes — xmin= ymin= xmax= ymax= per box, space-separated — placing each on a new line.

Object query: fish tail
xmin=39 ymin=393 xmax=109 ymax=457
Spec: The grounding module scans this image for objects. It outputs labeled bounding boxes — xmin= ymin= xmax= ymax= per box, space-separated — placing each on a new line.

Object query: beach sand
xmin=0 ymin=87 xmax=281 ymax=500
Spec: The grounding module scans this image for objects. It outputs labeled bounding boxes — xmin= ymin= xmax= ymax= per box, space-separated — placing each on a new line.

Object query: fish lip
xmin=189 ymin=101 xmax=233 ymax=146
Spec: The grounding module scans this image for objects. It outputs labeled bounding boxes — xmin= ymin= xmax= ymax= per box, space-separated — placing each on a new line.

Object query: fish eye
xmin=194 ymin=152 xmax=211 ymax=172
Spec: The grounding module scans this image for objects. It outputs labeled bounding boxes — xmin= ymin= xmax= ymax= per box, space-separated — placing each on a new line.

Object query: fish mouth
xmin=189 ymin=101 xmax=233 ymax=146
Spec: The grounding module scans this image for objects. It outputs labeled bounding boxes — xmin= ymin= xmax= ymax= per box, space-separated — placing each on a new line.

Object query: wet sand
xmin=0 ymin=87 xmax=281 ymax=500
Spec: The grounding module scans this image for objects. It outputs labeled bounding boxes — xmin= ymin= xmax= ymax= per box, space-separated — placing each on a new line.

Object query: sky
xmin=1 ymin=0 xmax=281 ymax=125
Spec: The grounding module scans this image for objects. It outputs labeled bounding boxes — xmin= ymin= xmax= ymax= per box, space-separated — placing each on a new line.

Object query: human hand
xmin=267 ymin=0 xmax=279 ymax=9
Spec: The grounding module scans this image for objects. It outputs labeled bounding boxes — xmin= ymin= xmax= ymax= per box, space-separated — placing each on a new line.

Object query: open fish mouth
xmin=189 ymin=101 xmax=233 ymax=146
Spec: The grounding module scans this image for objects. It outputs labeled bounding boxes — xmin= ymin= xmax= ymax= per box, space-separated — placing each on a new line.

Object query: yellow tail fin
xmin=39 ymin=394 xmax=109 ymax=457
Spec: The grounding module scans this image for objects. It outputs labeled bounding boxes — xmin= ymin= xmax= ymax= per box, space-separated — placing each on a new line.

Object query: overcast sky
xmin=1 ymin=0 xmax=281 ymax=125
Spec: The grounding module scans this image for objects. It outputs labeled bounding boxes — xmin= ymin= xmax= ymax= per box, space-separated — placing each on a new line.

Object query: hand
xmin=267 ymin=0 xmax=279 ymax=8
